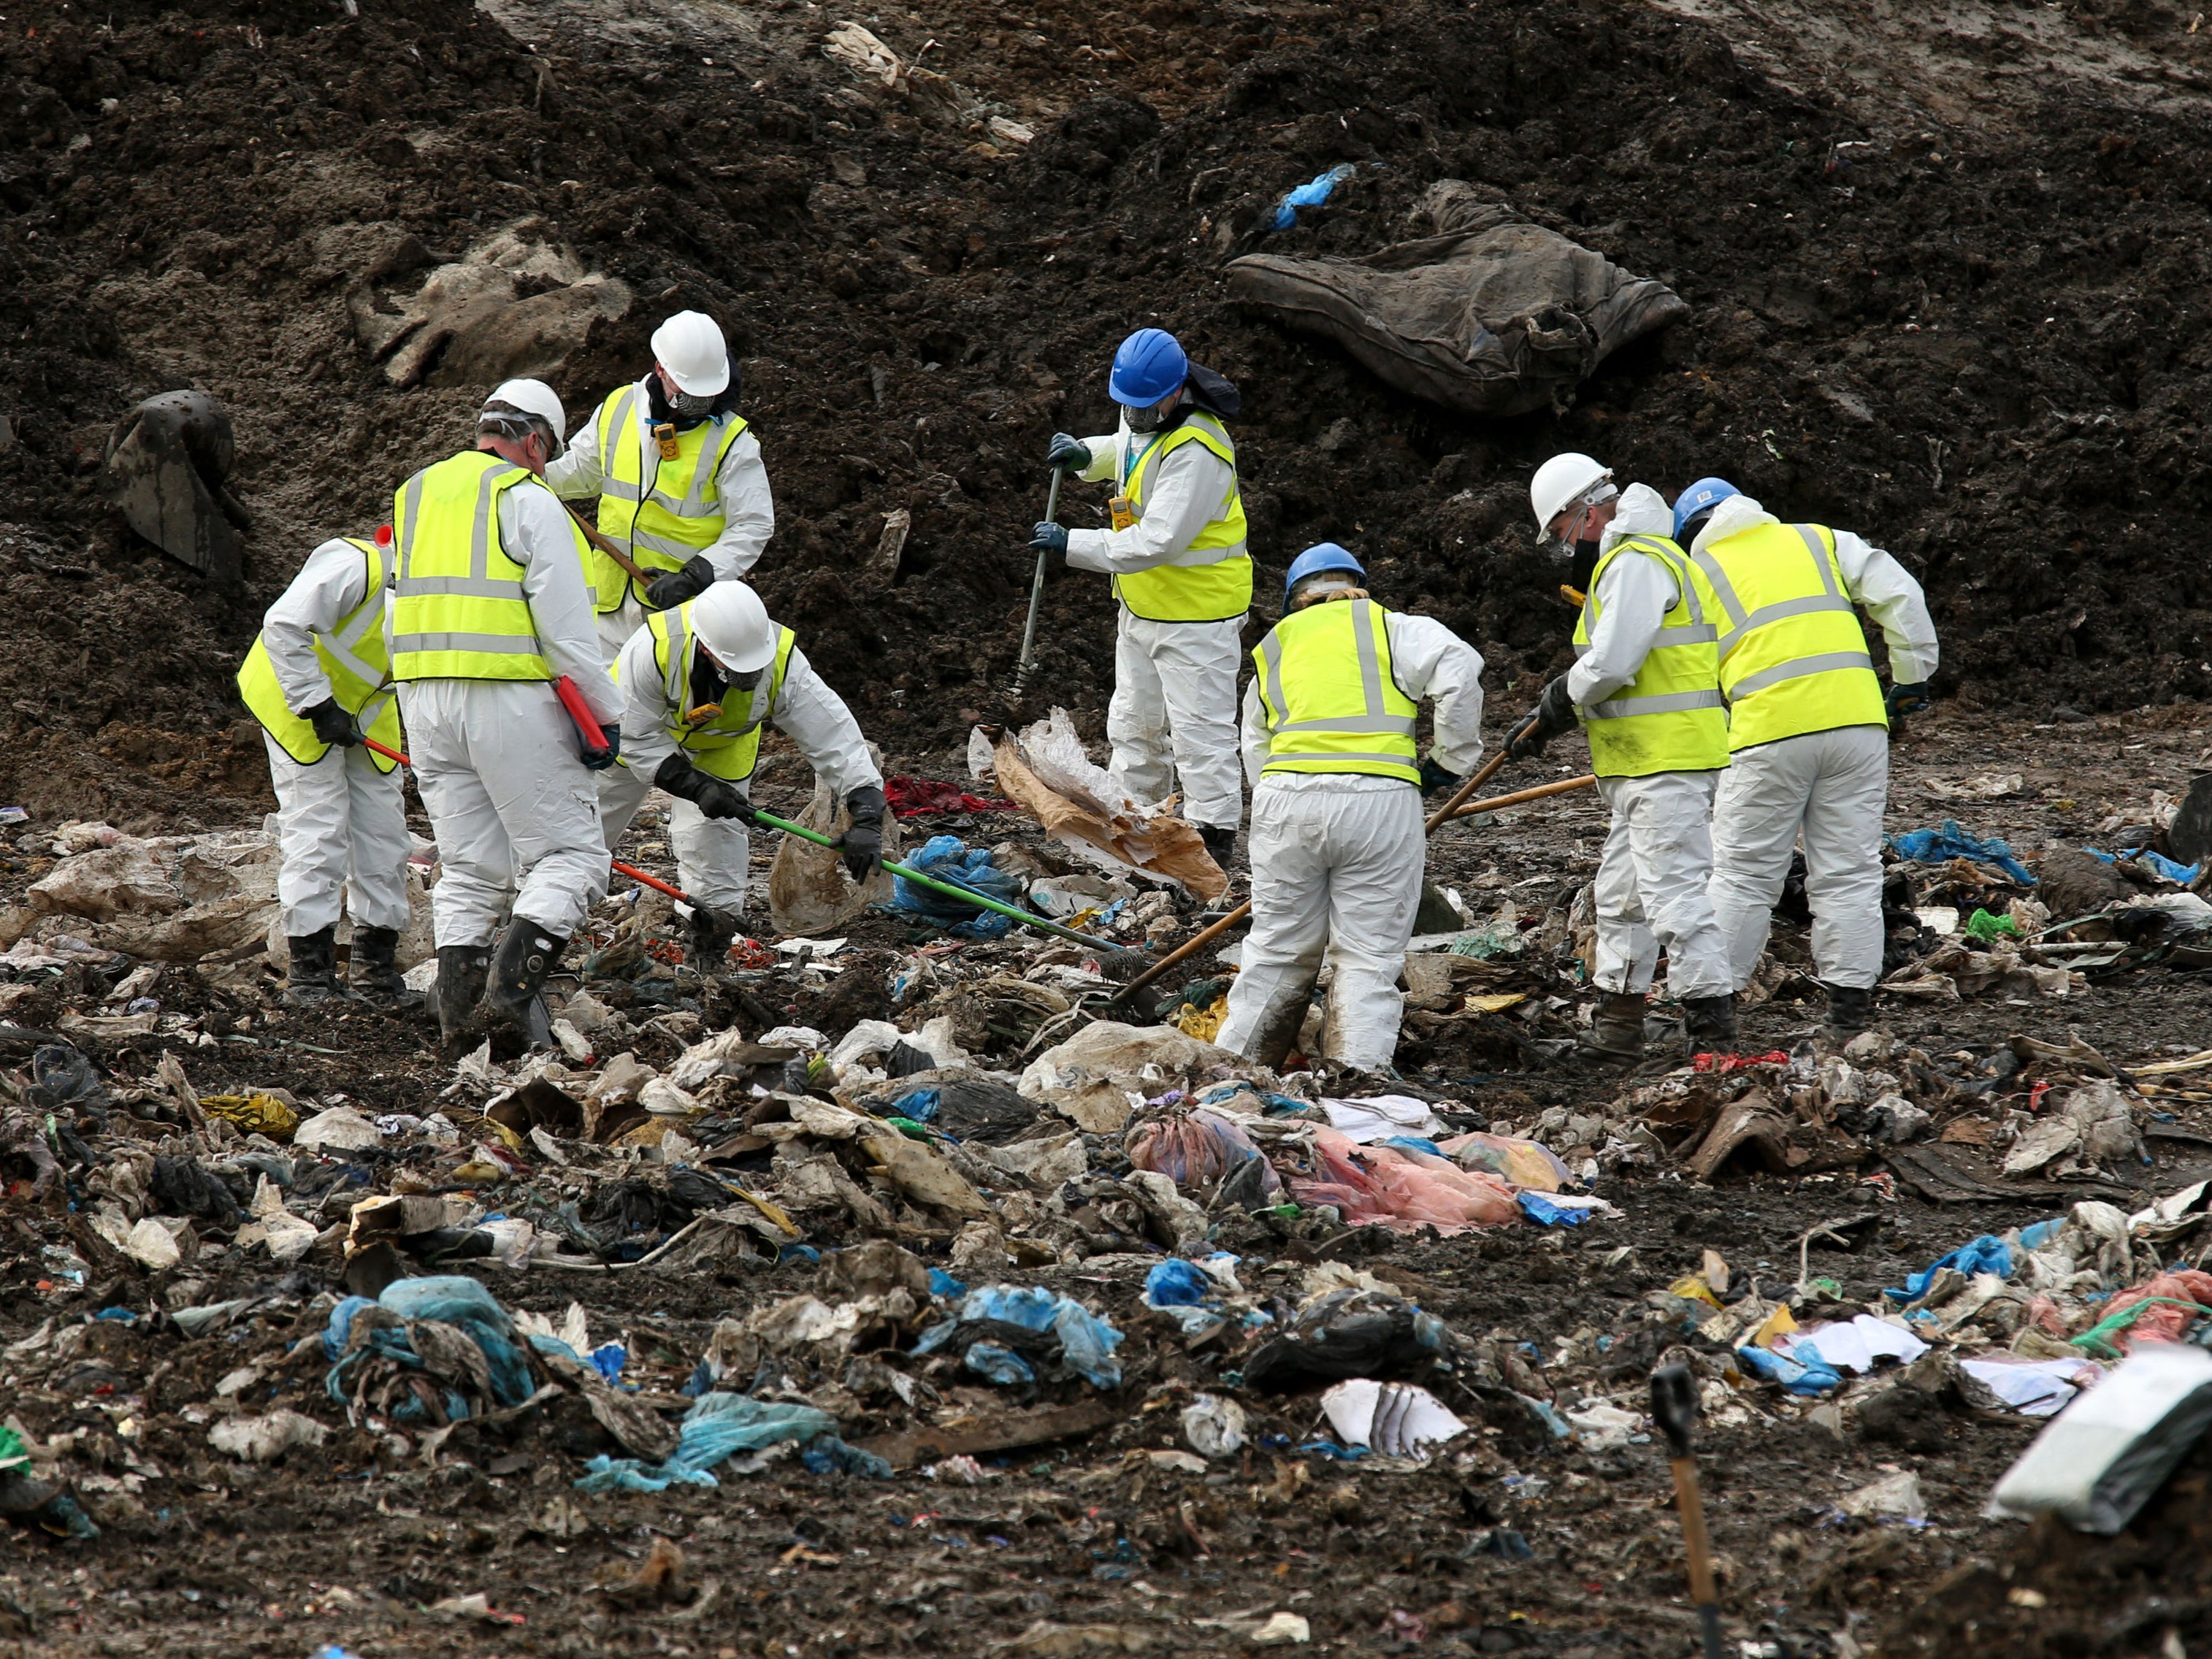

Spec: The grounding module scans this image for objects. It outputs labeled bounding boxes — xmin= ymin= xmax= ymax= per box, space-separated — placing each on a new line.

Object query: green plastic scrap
xmin=2067 ymin=1295 xmax=2212 ymax=1361
xmin=1964 ymin=908 xmax=2021 ymax=943
xmin=0 ymin=1425 xmax=28 ymax=1471
xmin=883 ymin=1116 xmax=935 ymax=1141
xmin=1448 ymin=927 xmax=1523 ymax=960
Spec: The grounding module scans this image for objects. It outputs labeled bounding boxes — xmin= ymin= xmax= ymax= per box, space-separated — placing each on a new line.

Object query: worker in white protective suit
xmin=1670 ymin=476 xmax=1940 ymax=1041
xmin=1214 ymin=543 xmax=1485 ymax=1074
xmin=389 ymin=379 xmax=626 ymax=1048
xmin=235 ymin=529 xmax=412 ymax=1007
xmin=602 ymin=581 xmax=887 ymax=962
xmin=1032 ymin=328 xmax=1249 ymax=867
xmin=546 ymin=310 xmax=775 ymax=662
xmin=1507 ymin=456 xmax=1736 ymax=1063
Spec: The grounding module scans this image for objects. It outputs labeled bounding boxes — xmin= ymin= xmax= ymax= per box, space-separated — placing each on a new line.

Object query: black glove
xmin=1886 ymin=681 xmax=1931 ymax=718
xmin=840 ymin=785 xmax=887 ymax=882
xmin=580 ymin=723 xmax=621 ymax=772
xmin=1046 ymin=432 xmax=1092 ymax=472
xmin=1505 ymin=675 xmax=1577 ymax=759
xmin=1419 ymin=756 xmax=1461 ymax=797
xmin=653 ymin=753 xmax=746 ymax=819
xmin=643 ymin=554 xmax=716 ymax=612
xmin=1030 ymin=520 xmax=1069 ymax=577
xmin=304 ymin=698 xmax=359 ymax=748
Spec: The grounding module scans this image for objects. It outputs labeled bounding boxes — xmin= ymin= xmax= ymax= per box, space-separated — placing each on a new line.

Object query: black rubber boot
xmin=434 ymin=943 xmax=491 ymax=1046
xmin=1682 ymin=992 xmax=1740 ymax=1049
xmin=688 ymin=905 xmax=737 ymax=968
xmin=283 ymin=926 xmax=347 ymax=1008
xmin=479 ymin=919 xmax=564 ymax=1049
xmin=1577 ymin=990 xmax=1647 ymax=1064
xmin=1198 ymin=824 xmax=1239 ymax=867
xmin=1822 ymin=981 xmax=1872 ymax=1043
xmin=350 ymin=925 xmax=410 ymax=1006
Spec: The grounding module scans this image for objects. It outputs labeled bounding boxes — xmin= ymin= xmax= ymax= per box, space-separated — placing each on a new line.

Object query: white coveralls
xmin=600 ymin=630 xmax=883 ymax=917
xmin=1067 ymin=424 xmax=1245 ymax=831
xmin=544 ymin=383 xmax=776 ymax=660
xmin=1214 ymin=615 xmax=1486 ymax=1072
xmin=1693 ymin=494 xmax=1940 ymax=990
xmin=1567 ymin=485 xmax=1734 ymax=1000
xmin=394 ymin=478 xmax=625 ymax=948
xmin=258 ymin=538 xmax=412 ymax=938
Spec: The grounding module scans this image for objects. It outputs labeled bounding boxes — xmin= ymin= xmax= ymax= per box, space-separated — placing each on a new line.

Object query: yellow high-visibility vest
xmin=1252 ymin=597 xmax=1420 ymax=783
xmin=389 ymin=451 xmax=577 ymax=682
xmin=581 ymin=384 xmax=749 ymax=613
xmin=1687 ymin=521 xmax=1888 ymax=751
xmin=1111 ymin=413 xmax=1253 ymax=624
xmin=623 ymin=598 xmax=797 ymax=783
xmin=1571 ymin=535 xmax=1729 ymax=778
xmin=236 ymin=536 xmax=402 ymax=772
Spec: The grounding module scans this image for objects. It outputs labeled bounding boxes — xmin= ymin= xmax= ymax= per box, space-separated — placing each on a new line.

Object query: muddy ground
xmin=5 ymin=0 xmax=2212 ymax=1652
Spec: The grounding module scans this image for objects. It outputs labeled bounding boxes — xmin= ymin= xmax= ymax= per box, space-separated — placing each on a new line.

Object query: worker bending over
xmin=602 ymin=581 xmax=886 ymax=961
xmin=237 ymin=530 xmax=411 ymax=1006
xmin=1672 ymin=478 xmax=1938 ymax=1041
xmin=547 ymin=310 xmax=774 ymax=660
xmin=1214 ymin=544 xmax=1485 ymax=1073
xmin=1509 ymin=455 xmax=1736 ymax=1061
xmin=1034 ymin=328 xmax=1248 ymax=866
xmin=390 ymin=379 xmax=625 ymax=1047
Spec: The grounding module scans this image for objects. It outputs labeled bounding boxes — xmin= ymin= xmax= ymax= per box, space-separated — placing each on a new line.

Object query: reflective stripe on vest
xmin=584 ymin=384 xmax=749 ymax=613
xmin=1688 ymin=521 xmax=1888 ymax=751
xmin=1569 ymin=535 xmax=1729 ymax=778
xmin=236 ymin=537 xmax=403 ymax=772
xmin=389 ymin=452 xmax=563 ymax=682
xmin=1253 ymin=597 xmax=1420 ymax=782
xmin=1111 ymin=413 xmax=1255 ymax=624
xmin=625 ymin=599 xmax=797 ymax=783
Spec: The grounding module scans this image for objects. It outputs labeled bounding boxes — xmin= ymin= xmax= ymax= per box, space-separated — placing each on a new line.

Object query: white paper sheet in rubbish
xmin=1320 ymin=1094 xmax=1445 ymax=1143
xmin=1784 ymin=1314 xmax=1931 ymax=1375
xmin=1962 ymin=1355 xmax=2104 ymax=1417
xmin=1320 ymin=1379 xmax=1467 ymax=1460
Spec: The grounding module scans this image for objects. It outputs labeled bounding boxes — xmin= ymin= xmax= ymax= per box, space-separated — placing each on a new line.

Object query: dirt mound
xmin=3 ymin=0 xmax=2211 ymax=821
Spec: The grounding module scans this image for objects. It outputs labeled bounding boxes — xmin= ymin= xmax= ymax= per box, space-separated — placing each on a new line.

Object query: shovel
xmin=1650 ymin=1364 xmax=1725 ymax=1659
xmin=1007 ymin=467 xmax=1063 ymax=703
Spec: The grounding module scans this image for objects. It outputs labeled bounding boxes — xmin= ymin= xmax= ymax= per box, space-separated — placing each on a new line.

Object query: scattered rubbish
xmin=1319 ymin=1379 xmax=1466 ymax=1460
xmin=1989 ymin=1343 xmax=2212 ymax=1533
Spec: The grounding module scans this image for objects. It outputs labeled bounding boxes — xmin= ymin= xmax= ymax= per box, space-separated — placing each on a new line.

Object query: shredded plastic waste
xmin=889 ymin=835 xmax=1026 ymax=939
xmin=1886 ymin=820 xmax=2036 ymax=884
xmin=1273 ymin=163 xmax=1355 ymax=231
xmin=574 ymin=1392 xmax=836 ymax=1493
xmin=914 ymin=1284 xmax=1125 ymax=1389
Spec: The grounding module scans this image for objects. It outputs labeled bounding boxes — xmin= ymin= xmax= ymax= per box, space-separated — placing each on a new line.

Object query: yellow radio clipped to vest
xmin=684 ymin=703 xmax=723 ymax=726
xmin=1107 ymin=496 xmax=1136 ymax=532
xmin=651 ymin=421 xmax=680 ymax=461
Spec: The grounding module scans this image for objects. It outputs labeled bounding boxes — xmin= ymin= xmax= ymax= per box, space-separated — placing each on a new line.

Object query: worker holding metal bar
xmin=235 ymin=529 xmax=412 ymax=1008
xmin=388 ymin=379 xmax=624 ymax=1049
xmin=1031 ymin=328 xmax=1249 ymax=868
xmin=545 ymin=310 xmax=775 ymax=662
xmin=1212 ymin=543 xmax=1485 ymax=1073
xmin=602 ymin=579 xmax=885 ymax=962
xmin=1512 ymin=453 xmax=1737 ymax=1064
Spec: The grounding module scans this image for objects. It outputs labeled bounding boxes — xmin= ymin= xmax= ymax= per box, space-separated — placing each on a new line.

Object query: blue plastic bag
xmin=1144 ymin=1259 xmax=1213 ymax=1308
xmin=574 ymin=1392 xmax=835 ymax=1493
xmin=964 ymin=1341 xmax=1036 ymax=1387
xmin=2086 ymin=846 xmax=2203 ymax=886
xmin=892 ymin=1087 xmax=941 ymax=1123
xmin=891 ymin=835 xmax=1025 ymax=940
xmin=802 ymin=1434 xmax=894 ymax=1479
xmin=916 ymin=1284 xmax=1126 ymax=1389
xmin=1886 ymin=1233 xmax=2011 ymax=1303
xmin=1735 ymin=1344 xmax=1842 ymax=1396
xmin=1273 ymin=164 xmax=1355 ymax=231
xmin=1886 ymin=820 xmax=2035 ymax=885
xmin=324 ymin=1274 xmax=536 ymax=1422
xmin=928 ymin=1267 xmax=966 ymax=1300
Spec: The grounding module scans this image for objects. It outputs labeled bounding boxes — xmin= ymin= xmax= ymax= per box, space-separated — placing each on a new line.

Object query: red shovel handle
xmin=555 ymin=675 xmax=608 ymax=749
xmin=611 ymin=858 xmax=692 ymax=906
xmin=361 ymin=735 xmax=411 ymax=767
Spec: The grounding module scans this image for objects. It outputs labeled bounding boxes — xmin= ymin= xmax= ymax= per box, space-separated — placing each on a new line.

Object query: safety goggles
xmin=1537 ymin=484 xmax=1616 ymax=557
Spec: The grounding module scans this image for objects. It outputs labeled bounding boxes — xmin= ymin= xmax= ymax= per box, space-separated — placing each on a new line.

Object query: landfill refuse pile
xmin=9 ymin=0 xmax=2212 ymax=1653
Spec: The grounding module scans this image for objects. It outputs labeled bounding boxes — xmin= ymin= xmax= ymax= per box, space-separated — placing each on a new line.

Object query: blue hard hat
xmin=1282 ymin=542 xmax=1365 ymax=605
xmin=1109 ymin=328 xmax=1189 ymax=407
xmin=1672 ymin=476 xmax=1740 ymax=541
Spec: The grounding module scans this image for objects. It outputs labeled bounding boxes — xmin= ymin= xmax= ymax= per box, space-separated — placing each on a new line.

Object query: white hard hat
xmin=1528 ymin=452 xmax=1613 ymax=532
xmin=688 ymin=579 xmax=776 ymax=674
xmin=483 ymin=378 xmax=567 ymax=459
xmin=651 ymin=310 xmax=730 ymax=397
